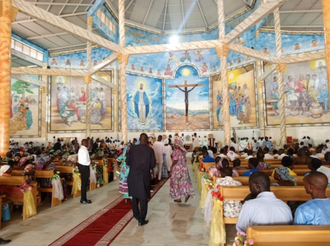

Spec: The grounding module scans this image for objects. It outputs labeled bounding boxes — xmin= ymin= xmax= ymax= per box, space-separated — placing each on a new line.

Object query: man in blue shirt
xmin=262 ymin=137 xmax=274 ymax=152
xmin=202 ymin=149 xmax=215 ymax=162
xmin=242 ymin=158 xmax=259 ymax=176
xmin=294 ymin=172 xmax=330 ymax=225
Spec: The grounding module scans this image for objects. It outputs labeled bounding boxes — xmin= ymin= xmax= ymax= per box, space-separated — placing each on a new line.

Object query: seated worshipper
xmin=236 ymin=172 xmax=293 ymax=233
xmin=271 ymin=167 xmax=297 ymax=186
xmin=287 ymin=148 xmax=295 ymax=159
xmin=323 ymin=152 xmax=330 ymax=166
xmin=256 ymin=151 xmax=272 ymax=170
xmin=307 ymin=158 xmax=330 ymax=184
xmin=293 ymin=148 xmax=310 ymax=165
xmin=202 ymin=149 xmax=215 ymax=162
xmin=272 ymin=149 xmax=279 ymax=158
xmin=227 ymin=146 xmax=240 ymax=161
xmin=208 ymin=156 xmax=221 ymax=179
xmin=242 ymin=158 xmax=259 ymax=176
xmin=218 ymin=148 xmax=227 ymax=158
xmin=221 ymin=158 xmax=239 ymax=176
xmin=244 ymin=150 xmax=254 ymax=159
xmin=233 ymin=159 xmax=246 ymax=170
xmin=263 ymin=147 xmax=274 ymax=159
xmin=203 ymin=167 xmax=242 ymax=226
xmin=310 ymin=145 xmax=325 ymax=159
xmin=308 ymin=144 xmax=315 ymax=152
xmin=294 ymin=172 xmax=330 ymax=225
xmin=240 ymin=149 xmax=248 ymax=158
xmin=277 ymin=148 xmax=288 ymax=159
xmin=271 ymin=156 xmax=297 ymax=178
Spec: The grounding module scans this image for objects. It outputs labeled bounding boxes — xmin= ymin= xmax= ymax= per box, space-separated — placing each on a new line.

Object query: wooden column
xmin=0 ymin=0 xmax=17 ymax=156
xmin=118 ymin=0 xmax=128 ymax=143
xmin=274 ymin=8 xmax=287 ymax=146
xmin=86 ymin=16 xmax=93 ymax=138
xmin=322 ymin=0 xmax=330 ymax=110
xmin=217 ymin=0 xmax=230 ymax=146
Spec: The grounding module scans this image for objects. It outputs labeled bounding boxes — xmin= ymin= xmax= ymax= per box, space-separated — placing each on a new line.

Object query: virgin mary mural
xmin=133 ymin=83 xmax=150 ymax=124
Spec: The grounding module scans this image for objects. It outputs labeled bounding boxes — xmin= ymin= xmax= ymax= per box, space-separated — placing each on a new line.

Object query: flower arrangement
xmin=50 ymin=171 xmax=61 ymax=181
xmin=19 ymin=182 xmax=32 ymax=193
xmin=203 ymin=172 xmax=210 ymax=180
xmin=211 ymin=185 xmax=224 ymax=201
xmin=198 ymin=165 xmax=205 ymax=172
xmin=204 ymin=179 xmax=214 ymax=190
xmin=73 ymin=166 xmax=80 ymax=174
xmin=233 ymin=231 xmax=254 ymax=246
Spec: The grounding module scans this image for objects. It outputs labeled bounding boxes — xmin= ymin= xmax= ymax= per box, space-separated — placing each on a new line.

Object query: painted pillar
xmin=256 ymin=61 xmax=265 ymax=131
xmin=0 ymin=0 xmax=17 ymax=157
xmin=273 ymin=7 xmax=287 ymax=146
xmin=41 ymin=65 xmax=48 ymax=139
xmin=322 ymin=0 xmax=330 ymax=110
xmin=217 ymin=0 xmax=230 ymax=146
xmin=84 ymin=75 xmax=92 ymax=138
xmin=118 ymin=0 xmax=128 ymax=143
xmin=113 ymin=69 xmax=119 ymax=133
xmin=86 ymin=16 xmax=93 ymax=138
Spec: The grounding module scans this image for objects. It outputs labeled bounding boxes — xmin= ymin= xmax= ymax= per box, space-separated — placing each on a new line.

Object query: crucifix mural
xmin=169 ymin=80 xmax=203 ymax=123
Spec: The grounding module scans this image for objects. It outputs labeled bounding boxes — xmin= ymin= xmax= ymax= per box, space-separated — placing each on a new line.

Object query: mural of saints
xmin=264 ymin=59 xmax=329 ymax=125
xmin=212 ymin=63 xmax=257 ymax=129
xmin=133 ymin=83 xmax=150 ymax=124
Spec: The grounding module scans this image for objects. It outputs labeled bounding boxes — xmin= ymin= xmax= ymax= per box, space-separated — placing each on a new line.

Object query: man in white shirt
xmin=311 ymin=146 xmax=325 ymax=159
xmin=227 ymin=147 xmax=240 ymax=161
xmin=230 ymin=138 xmax=238 ymax=152
xmin=277 ymin=149 xmax=288 ymax=160
xmin=163 ymin=139 xmax=173 ymax=172
xmin=78 ymin=139 xmax=92 ymax=204
xmin=153 ymin=135 xmax=164 ymax=181
xmin=238 ymin=138 xmax=248 ymax=152
xmin=192 ymin=133 xmax=200 ymax=151
xmin=236 ymin=172 xmax=292 ymax=233
xmin=252 ymin=139 xmax=259 ymax=153
xmin=263 ymin=147 xmax=274 ymax=159
xmin=244 ymin=150 xmax=254 ymax=159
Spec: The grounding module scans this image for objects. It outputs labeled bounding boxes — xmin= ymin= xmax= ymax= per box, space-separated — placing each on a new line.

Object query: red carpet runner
xmin=50 ymin=179 xmax=168 ymax=246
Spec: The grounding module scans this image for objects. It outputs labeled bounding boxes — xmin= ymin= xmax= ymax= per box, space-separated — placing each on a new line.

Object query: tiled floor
xmin=1 ymin=157 xmax=236 ymax=246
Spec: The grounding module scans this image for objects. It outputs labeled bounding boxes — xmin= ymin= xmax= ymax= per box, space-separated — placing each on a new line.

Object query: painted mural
xmin=264 ymin=59 xmax=329 ymax=125
xmin=166 ymin=65 xmax=210 ymax=130
xmin=255 ymin=32 xmax=325 ymax=56
xmin=126 ymin=74 xmax=163 ymax=130
xmin=50 ymin=74 xmax=112 ymax=131
xmin=10 ymin=78 xmax=40 ymax=136
xmin=49 ymin=47 xmax=113 ymax=69
xmin=212 ymin=64 xmax=257 ymax=129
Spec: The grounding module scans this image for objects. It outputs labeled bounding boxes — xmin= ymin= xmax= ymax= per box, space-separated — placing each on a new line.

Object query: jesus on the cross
xmin=169 ymin=80 xmax=203 ymax=123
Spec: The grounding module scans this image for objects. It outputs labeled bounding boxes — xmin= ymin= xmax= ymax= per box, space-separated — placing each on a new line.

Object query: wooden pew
xmin=203 ymin=162 xmax=215 ymax=172
xmin=0 ymin=176 xmax=37 ymax=220
xmin=213 ymin=176 xmax=305 ymax=186
xmin=220 ymin=186 xmax=330 ymax=225
xmin=0 ymin=194 xmax=5 ymax=229
xmin=246 ymin=225 xmax=330 ymax=245
xmin=11 ymin=170 xmax=63 ymax=207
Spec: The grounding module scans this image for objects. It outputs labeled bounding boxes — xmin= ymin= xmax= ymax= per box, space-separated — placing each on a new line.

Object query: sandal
xmin=174 ymin=199 xmax=181 ymax=203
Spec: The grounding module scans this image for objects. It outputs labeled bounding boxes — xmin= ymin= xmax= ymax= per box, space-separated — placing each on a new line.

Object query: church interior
xmin=0 ymin=0 xmax=329 ymax=245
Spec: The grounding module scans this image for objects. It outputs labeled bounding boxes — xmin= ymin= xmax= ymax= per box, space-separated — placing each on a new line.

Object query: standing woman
xmin=169 ymin=138 xmax=195 ymax=203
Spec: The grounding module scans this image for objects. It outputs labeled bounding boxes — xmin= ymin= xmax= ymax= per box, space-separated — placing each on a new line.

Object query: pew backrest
xmin=246 ymin=225 xmax=330 ymax=244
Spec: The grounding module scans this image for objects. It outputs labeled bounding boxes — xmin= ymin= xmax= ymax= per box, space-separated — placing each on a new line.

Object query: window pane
xmin=15 ymin=42 xmax=23 ymax=52
xmin=30 ymin=49 xmax=37 ymax=58
xmin=23 ymin=45 xmax=30 ymax=55
xmin=37 ymin=52 xmax=43 ymax=61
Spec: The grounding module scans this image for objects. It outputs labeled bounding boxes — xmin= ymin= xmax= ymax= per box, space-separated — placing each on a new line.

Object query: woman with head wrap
xmin=272 ymin=166 xmax=297 ymax=186
xmin=169 ymin=138 xmax=195 ymax=203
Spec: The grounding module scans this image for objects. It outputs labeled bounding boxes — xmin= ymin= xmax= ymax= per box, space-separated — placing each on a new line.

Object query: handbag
xmin=1 ymin=203 xmax=11 ymax=222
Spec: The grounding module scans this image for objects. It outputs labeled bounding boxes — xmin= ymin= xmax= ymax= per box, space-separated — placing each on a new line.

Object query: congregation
xmin=0 ymin=132 xmax=330 ymax=245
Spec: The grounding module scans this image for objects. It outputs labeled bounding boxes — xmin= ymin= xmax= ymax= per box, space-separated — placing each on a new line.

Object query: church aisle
xmin=1 ymin=159 xmax=214 ymax=246
xmin=111 ymin=162 xmax=210 ymax=246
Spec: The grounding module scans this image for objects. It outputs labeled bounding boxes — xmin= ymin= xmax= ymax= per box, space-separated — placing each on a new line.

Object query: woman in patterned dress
xmin=169 ymin=138 xmax=195 ymax=203
xmin=118 ymin=144 xmax=131 ymax=199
